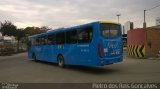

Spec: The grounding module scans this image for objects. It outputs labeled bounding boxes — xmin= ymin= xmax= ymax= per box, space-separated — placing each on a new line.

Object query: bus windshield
xmin=100 ymin=23 xmax=121 ymax=38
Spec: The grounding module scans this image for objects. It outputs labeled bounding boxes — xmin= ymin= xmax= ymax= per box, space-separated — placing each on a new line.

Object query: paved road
xmin=0 ymin=53 xmax=160 ymax=83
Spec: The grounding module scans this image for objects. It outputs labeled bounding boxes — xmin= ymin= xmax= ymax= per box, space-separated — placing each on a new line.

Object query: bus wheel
xmin=33 ymin=54 xmax=37 ymax=62
xmin=57 ymin=55 xmax=65 ymax=68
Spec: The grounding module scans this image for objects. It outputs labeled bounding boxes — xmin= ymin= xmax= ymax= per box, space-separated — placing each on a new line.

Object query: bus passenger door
xmin=45 ymin=45 xmax=56 ymax=62
xmin=55 ymin=32 xmax=65 ymax=61
xmin=65 ymin=30 xmax=78 ymax=65
xmin=46 ymin=34 xmax=57 ymax=62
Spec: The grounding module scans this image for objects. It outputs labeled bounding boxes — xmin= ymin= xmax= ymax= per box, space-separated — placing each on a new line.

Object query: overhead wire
xmin=146 ymin=3 xmax=160 ymax=11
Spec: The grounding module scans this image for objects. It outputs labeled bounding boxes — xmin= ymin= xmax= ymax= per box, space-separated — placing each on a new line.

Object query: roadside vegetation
xmin=0 ymin=20 xmax=51 ymax=56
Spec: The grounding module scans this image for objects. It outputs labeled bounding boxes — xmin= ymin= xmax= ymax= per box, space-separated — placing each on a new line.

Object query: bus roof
xmin=29 ymin=21 xmax=118 ymax=38
xmin=99 ymin=21 xmax=118 ymax=24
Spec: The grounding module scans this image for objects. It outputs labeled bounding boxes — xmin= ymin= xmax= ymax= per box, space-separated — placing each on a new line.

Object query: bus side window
xmin=66 ymin=30 xmax=77 ymax=44
xmin=32 ymin=38 xmax=37 ymax=46
xmin=27 ymin=39 xmax=31 ymax=49
xmin=40 ymin=36 xmax=48 ymax=45
xmin=77 ymin=26 xmax=93 ymax=43
xmin=48 ymin=34 xmax=56 ymax=45
xmin=39 ymin=37 xmax=43 ymax=45
xmin=36 ymin=37 xmax=41 ymax=46
xmin=56 ymin=32 xmax=65 ymax=45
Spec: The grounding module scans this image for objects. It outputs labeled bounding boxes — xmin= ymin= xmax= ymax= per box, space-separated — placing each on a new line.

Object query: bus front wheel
xmin=57 ymin=55 xmax=65 ymax=68
xmin=32 ymin=54 xmax=37 ymax=62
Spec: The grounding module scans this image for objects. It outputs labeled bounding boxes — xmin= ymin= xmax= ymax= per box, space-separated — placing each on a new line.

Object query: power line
xmin=146 ymin=4 xmax=160 ymax=11
xmin=155 ymin=0 xmax=160 ymax=3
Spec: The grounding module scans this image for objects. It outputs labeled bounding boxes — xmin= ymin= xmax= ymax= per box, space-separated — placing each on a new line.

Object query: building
xmin=0 ymin=33 xmax=16 ymax=44
xmin=123 ymin=21 xmax=134 ymax=34
xmin=127 ymin=27 xmax=160 ymax=58
xmin=156 ymin=17 xmax=160 ymax=26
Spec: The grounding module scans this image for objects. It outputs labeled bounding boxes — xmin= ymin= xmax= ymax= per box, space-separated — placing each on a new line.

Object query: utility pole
xmin=143 ymin=4 xmax=160 ymax=48
xmin=143 ymin=10 xmax=146 ymax=29
xmin=117 ymin=14 xmax=121 ymax=24
xmin=143 ymin=4 xmax=160 ymax=29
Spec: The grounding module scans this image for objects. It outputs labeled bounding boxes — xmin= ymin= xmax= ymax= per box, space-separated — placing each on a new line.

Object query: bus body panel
xmin=28 ymin=21 xmax=123 ymax=67
xmin=98 ymin=38 xmax=123 ymax=66
xmin=55 ymin=23 xmax=98 ymax=66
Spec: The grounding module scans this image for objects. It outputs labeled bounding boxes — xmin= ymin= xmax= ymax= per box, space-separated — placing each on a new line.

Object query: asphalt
xmin=0 ymin=53 xmax=160 ymax=83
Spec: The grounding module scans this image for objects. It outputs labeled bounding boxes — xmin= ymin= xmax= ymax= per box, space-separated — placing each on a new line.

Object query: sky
xmin=0 ymin=0 xmax=160 ymax=29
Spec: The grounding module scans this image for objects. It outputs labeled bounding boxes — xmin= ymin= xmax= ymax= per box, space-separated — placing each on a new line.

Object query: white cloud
xmin=14 ymin=22 xmax=43 ymax=28
xmin=0 ymin=0 xmax=160 ymax=29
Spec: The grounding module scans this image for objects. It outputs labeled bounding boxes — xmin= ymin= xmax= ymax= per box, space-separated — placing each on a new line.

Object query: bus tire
xmin=32 ymin=54 xmax=37 ymax=62
xmin=57 ymin=55 xmax=65 ymax=68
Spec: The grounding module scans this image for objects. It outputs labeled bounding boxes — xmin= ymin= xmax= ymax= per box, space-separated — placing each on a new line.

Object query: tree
xmin=0 ymin=21 xmax=17 ymax=37
xmin=15 ymin=29 xmax=25 ymax=52
xmin=40 ymin=26 xmax=51 ymax=32
xmin=24 ymin=26 xmax=44 ymax=36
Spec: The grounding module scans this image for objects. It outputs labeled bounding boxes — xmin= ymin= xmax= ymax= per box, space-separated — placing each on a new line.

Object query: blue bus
xmin=28 ymin=21 xmax=123 ymax=67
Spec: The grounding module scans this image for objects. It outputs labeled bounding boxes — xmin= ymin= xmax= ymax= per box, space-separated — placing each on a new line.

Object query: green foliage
xmin=0 ymin=44 xmax=15 ymax=56
xmin=40 ymin=26 xmax=51 ymax=32
xmin=15 ymin=29 xmax=25 ymax=41
xmin=0 ymin=20 xmax=51 ymax=54
xmin=0 ymin=20 xmax=17 ymax=37
xmin=24 ymin=26 xmax=47 ymax=36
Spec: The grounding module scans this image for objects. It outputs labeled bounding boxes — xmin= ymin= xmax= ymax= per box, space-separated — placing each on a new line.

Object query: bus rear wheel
xmin=57 ymin=55 xmax=65 ymax=68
